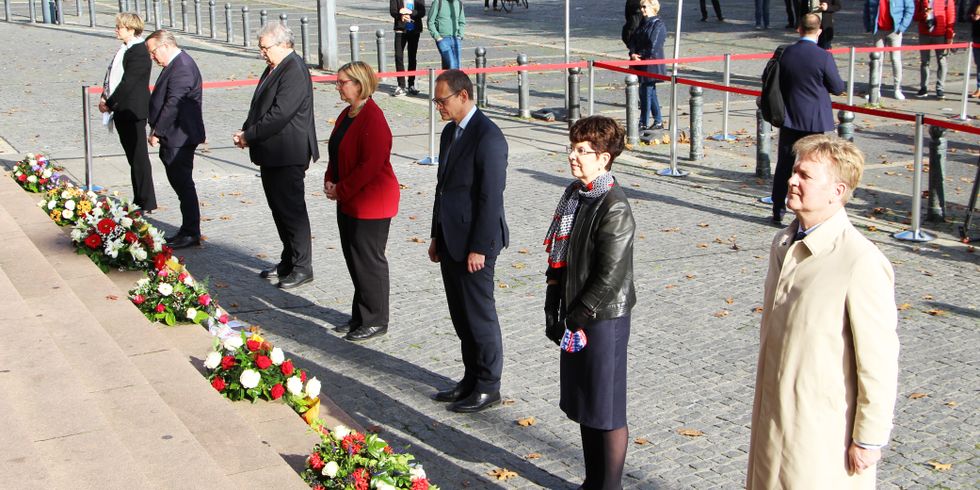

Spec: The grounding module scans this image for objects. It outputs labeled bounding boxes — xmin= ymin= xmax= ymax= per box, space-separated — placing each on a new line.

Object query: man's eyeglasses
xmin=258 ymin=43 xmax=276 ymax=51
xmin=432 ymin=90 xmax=461 ymax=106
xmin=566 ymin=145 xmax=600 ymax=157
xmin=148 ymin=44 xmax=163 ymax=56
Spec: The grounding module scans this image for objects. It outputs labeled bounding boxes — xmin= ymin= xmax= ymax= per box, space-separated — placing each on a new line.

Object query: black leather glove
xmin=544 ymin=284 xmax=562 ymax=346
xmin=566 ymin=303 xmax=593 ymax=330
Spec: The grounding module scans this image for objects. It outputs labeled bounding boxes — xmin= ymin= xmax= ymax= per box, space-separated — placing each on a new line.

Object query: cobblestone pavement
xmin=1 ymin=4 xmax=978 ymax=488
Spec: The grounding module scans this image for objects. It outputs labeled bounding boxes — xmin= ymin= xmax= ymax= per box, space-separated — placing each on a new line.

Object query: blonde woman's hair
xmin=115 ymin=12 xmax=144 ymax=36
xmin=641 ymin=0 xmax=660 ymax=15
xmin=338 ymin=61 xmax=378 ymax=99
xmin=793 ymin=134 xmax=865 ymax=203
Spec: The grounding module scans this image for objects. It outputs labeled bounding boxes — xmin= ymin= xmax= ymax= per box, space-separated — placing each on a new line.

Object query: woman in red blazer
xmin=324 ymin=61 xmax=400 ymax=342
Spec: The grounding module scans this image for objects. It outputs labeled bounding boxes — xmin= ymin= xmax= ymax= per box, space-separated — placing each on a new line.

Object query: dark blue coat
xmin=778 ymin=39 xmax=845 ymax=133
xmin=627 ymin=15 xmax=667 ymax=78
xmin=148 ymin=51 xmax=206 ymax=148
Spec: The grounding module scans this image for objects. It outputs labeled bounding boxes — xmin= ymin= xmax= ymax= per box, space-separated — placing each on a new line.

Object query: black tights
xmin=579 ymin=425 xmax=628 ymax=490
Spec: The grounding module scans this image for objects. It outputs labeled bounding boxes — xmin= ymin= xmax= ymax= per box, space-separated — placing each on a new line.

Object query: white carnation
xmin=27 ymin=175 xmax=37 ymax=183
xmin=204 ymin=351 xmax=222 ymax=370
xmin=410 ymin=467 xmax=426 ymax=480
xmin=136 ymin=277 xmax=150 ymax=287
xmin=182 ymin=275 xmax=195 ymax=286
xmin=239 ymin=369 xmax=260 ymax=389
xmin=42 ymin=168 xmax=52 ymax=178
xmin=332 ymin=425 xmax=351 ymax=439
xmin=223 ymin=335 xmax=244 ymax=352
xmin=186 ymin=307 xmax=198 ymax=320
xmin=47 ymin=199 xmax=57 ymax=210
xmin=157 ymin=283 xmax=173 ymax=296
xmin=375 ymin=481 xmax=397 ymax=490
xmin=62 ymin=209 xmax=73 ymax=220
xmin=322 ymin=461 xmax=339 ymax=478
xmin=64 ymin=200 xmax=75 ymax=211
xmin=304 ymin=377 xmax=321 ymax=399
xmin=286 ymin=376 xmax=304 ymax=396
xmin=120 ymin=216 xmax=133 ymax=228
xmin=61 ymin=190 xmax=71 ymax=199
xmin=270 ymin=347 xmax=285 ymax=366
xmin=70 ymin=228 xmax=84 ymax=242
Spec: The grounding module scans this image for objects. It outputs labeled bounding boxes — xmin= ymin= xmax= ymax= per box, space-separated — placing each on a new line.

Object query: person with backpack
xmin=628 ymin=0 xmax=667 ymax=130
xmin=427 ymin=0 xmax=465 ymax=69
xmin=769 ymin=13 xmax=845 ymax=225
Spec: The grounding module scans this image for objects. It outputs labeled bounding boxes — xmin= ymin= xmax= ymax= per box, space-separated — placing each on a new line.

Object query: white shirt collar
xmin=457 ymin=105 xmax=477 ymax=130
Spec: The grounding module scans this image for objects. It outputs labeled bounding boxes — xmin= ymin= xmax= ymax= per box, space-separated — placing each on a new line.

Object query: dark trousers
xmin=818 ymin=26 xmax=834 ymax=50
xmin=115 ymin=118 xmax=157 ymax=211
xmin=159 ymin=144 xmax=200 ymax=237
xmin=784 ymin=0 xmax=797 ymax=26
xmin=773 ymin=127 xmax=819 ymax=217
xmin=484 ymin=0 xmax=498 ymax=7
xmin=394 ymin=30 xmax=421 ymax=88
xmin=260 ymin=165 xmax=313 ymax=275
xmin=337 ymin=211 xmax=391 ymax=328
xmin=438 ymin=235 xmax=503 ymax=394
xmin=699 ymin=0 xmax=721 ymax=19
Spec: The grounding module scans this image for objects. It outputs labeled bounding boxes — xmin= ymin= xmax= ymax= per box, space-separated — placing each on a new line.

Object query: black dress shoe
xmin=334 ymin=321 xmax=360 ymax=334
xmin=449 ymin=391 xmax=501 ymax=413
xmin=166 ymin=234 xmax=200 ymax=249
xmin=344 ymin=325 xmax=388 ymax=341
xmin=278 ymin=271 xmax=313 ymax=289
xmin=431 ymin=384 xmax=470 ymax=403
xmin=259 ymin=264 xmax=281 ymax=279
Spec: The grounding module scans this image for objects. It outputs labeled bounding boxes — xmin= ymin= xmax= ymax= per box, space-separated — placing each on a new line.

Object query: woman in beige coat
xmin=747 ymin=134 xmax=900 ymax=489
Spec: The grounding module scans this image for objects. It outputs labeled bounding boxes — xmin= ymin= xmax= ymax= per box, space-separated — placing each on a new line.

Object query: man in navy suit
xmin=234 ymin=23 xmax=319 ymax=290
xmin=145 ymin=30 xmax=206 ymax=249
xmin=427 ymin=69 xmax=509 ymax=413
xmin=771 ymin=13 xmax=845 ymax=224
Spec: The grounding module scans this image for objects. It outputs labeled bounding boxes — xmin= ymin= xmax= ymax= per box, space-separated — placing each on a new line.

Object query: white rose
xmin=64 ymin=200 xmax=75 ymax=211
xmin=186 ymin=307 xmax=198 ymax=320
xmin=61 ymin=190 xmax=71 ymax=199
xmin=182 ymin=275 xmax=195 ymax=286
xmin=27 ymin=175 xmax=37 ymax=183
xmin=223 ymin=335 xmax=244 ymax=352
xmin=47 ymin=199 xmax=57 ymax=210
xmin=332 ymin=425 xmax=351 ymax=439
xmin=322 ymin=461 xmax=339 ymax=478
xmin=62 ymin=209 xmax=73 ymax=220
xmin=70 ymin=228 xmax=84 ymax=242
xmin=157 ymin=283 xmax=173 ymax=296
xmin=270 ymin=347 xmax=285 ymax=366
xmin=239 ymin=369 xmax=260 ymax=389
xmin=42 ymin=168 xmax=52 ymax=178
xmin=286 ymin=376 xmax=304 ymax=396
xmin=204 ymin=351 xmax=222 ymax=370
xmin=410 ymin=467 xmax=426 ymax=480
xmin=304 ymin=377 xmax=321 ymax=399
xmin=120 ymin=216 xmax=133 ymax=228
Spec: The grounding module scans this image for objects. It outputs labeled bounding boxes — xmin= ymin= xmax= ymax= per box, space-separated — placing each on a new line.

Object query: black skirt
xmin=559 ymin=315 xmax=630 ymax=430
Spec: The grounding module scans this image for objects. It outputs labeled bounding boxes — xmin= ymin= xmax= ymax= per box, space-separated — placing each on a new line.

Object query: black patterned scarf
xmin=543 ymin=172 xmax=616 ymax=268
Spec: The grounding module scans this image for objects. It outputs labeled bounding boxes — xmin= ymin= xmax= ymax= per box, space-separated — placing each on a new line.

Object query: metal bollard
xmin=625 ymin=74 xmax=639 ymax=145
xmin=375 ymin=29 xmax=386 ymax=73
xmin=121 ymin=0 xmax=127 ymax=12
xmin=82 ymin=87 xmax=95 ymax=191
xmin=28 ymin=0 xmax=35 ymax=22
xmin=837 ymin=110 xmax=855 ymax=141
xmin=894 ymin=114 xmax=935 ymax=242
xmin=317 ymin=0 xmax=339 ymax=70
xmin=301 ymin=17 xmax=311 ymax=63
xmin=567 ymin=67 xmax=581 ymax=128
xmin=587 ymin=59 xmax=595 ymax=116
xmin=194 ymin=0 xmax=201 ymax=35
xmin=868 ymin=51 xmax=882 ymax=105
xmin=208 ymin=0 xmax=216 ymax=39
xmin=415 ymin=68 xmax=439 ymax=165
xmin=956 ymin=45 xmax=972 ymax=121
xmin=133 ymin=0 xmax=139 ymax=15
xmin=258 ymin=9 xmax=266 ymax=26
xmin=689 ymin=85 xmax=703 ymax=161
xmin=224 ymin=3 xmax=232 ymax=42
xmin=180 ymin=0 xmax=186 ymax=30
xmin=659 ymin=74 xmax=689 ymax=177
xmin=710 ymin=53 xmax=736 ymax=141
xmin=88 ymin=0 xmax=95 ymax=26
xmin=926 ymin=125 xmax=947 ymax=221
xmin=167 ymin=0 xmax=173 ymax=26
xmin=6 ymin=0 xmax=12 ymax=22
xmin=143 ymin=0 xmax=149 ymax=21
xmin=74 ymin=0 xmax=78 ymax=17
xmin=475 ymin=47 xmax=488 ymax=108
xmin=152 ymin=0 xmax=161 ymax=30
xmin=55 ymin=0 xmax=62 ymax=24
xmin=755 ymin=108 xmax=772 ymax=178
xmin=349 ymin=25 xmax=359 ymax=62
xmin=241 ymin=6 xmax=249 ymax=46
xmin=278 ymin=12 xmax=286 ymax=26
xmin=517 ymin=53 xmax=530 ymax=119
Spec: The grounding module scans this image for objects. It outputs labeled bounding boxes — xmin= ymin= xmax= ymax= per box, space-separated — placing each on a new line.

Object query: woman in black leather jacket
xmin=543 ymin=116 xmax=636 ymax=489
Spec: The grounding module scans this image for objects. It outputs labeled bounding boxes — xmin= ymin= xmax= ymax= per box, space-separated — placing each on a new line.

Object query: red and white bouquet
xmin=11 ymin=153 xmax=63 ymax=193
xmin=129 ymin=260 xmax=220 ymax=326
xmin=70 ymin=195 xmax=168 ymax=272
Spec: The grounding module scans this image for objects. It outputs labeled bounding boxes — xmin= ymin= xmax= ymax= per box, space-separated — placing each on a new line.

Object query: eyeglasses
xmin=148 ymin=44 xmax=163 ymax=56
xmin=566 ymin=145 xmax=600 ymax=157
xmin=258 ymin=43 xmax=276 ymax=51
xmin=432 ymin=90 xmax=461 ymax=106
xmin=335 ymin=78 xmax=356 ymax=86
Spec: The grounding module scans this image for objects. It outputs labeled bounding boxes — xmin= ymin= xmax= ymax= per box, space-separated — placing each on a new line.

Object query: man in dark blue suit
xmin=771 ymin=13 xmax=845 ymax=224
xmin=427 ymin=69 xmax=509 ymax=413
xmin=145 ymin=30 xmax=206 ymax=249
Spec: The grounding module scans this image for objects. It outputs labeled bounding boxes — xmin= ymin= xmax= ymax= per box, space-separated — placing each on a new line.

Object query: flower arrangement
xmin=204 ymin=330 xmax=320 ymax=417
xmin=302 ymin=421 xmax=437 ymax=490
xmin=70 ymin=195 xmax=168 ymax=272
xmin=36 ymin=184 xmax=99 ymax=226
xmin=11 ymin=153 xmax=62 ymax=193
xmin=129 ymin=259 xmax=220 ymax=326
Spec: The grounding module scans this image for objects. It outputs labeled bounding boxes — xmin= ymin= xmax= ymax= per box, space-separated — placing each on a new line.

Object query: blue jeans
xmin=639 ymin=80 xmax=661 ymax=128
xmin=436 ymin=36 xmax=462 ymax=69
xmin=754 ymin=0 xmax=770 ymax=28
xmin=974 ymin=47 xmax=980 ymax=87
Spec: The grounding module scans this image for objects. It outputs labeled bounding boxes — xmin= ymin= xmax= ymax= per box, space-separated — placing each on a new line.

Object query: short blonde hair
xmin=641 ymin=0 xmax=660 ymax=15
xmin=338 ymin=61 xmax=378 ymax=99
xmin=793 ymin=134 xmax=864 ymax=203
xmin=115 ymin=12 xmax=144 ymax=36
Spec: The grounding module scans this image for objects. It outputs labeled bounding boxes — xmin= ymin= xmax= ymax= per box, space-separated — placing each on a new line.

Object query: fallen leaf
xmin=752 ymin=306 xmax=764 ymax=313
xmin=677 ymin=428 xmax=704 ymax=437
xmin=867 ymin=225 xmax=878 ymax=232
xmin=366 ymin=425 xmax=382 ymax=433
xmin=399 ymin=183 xmax=410 ymax=189
xmin=697 ymin=243 xmax=709 ymax=249
xmin=408 ymin=215 xmax=417 ymax=220
xmin=255 ymin=253 xmax=267 ymax=259
xmin=927 ymin=460 xmax=952 ymax=471
xmin=908 ymin=392 xmax=928 ymax=399
xmin=516 ymin=417 xmax=536 ymax=427
xmin=697 ymin=222 xmax=710 ymax=228
xmin=922 ymin=294 xmax=934 ymax=300
xmin=897 ymin=303 xmax=912 ymax=310
xmin=925 ymin=309 xmax=946 ymax=316
xmin=105 ymin=294 xmax=119 ymax=301
xmin=725 ymin=297 xmax=734 ymax=305
xmin=214 ymin=281 xmax=229 ymax=289
xmin=665 ymin=284 xmax=677 ymax=289
xmin=518 ymin=247 xmax=529 ymax=254
xmin=661 ymin=227 xmax=681 ymax=233
xmin=512 ymin=262 xmax=526 ymax=269
xmin=945 ymin=401 xmax=957 ymax=408
xmin=410 ymin=236 xmax=426 ymax=243
xmin=501 ymin=399 xmax=516 ymax=406
xmin=713 ymin=310 xmax=730 ymax=318
xmin=634 ymin=437 xmax=650 ymax=445
xmin=219 ymin=215 xmax=232 ymax=221
xmin=525 ymin=453 xmax=541 ymax=459
xmin=498 ymin=282 xmax=509 ymax=288
xmin=488 ymin=468 xmax=519 ymax=481
xmin=685 ymin=274 xmax=696 ymax=280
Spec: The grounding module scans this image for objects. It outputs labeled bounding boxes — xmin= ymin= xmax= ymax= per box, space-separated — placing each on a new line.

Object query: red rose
xmin=38 ymin=178 xmax=47 ymax=184
xmin=280 ymin=360 xmax=294 ymax=376
xmin=124 ymin=231 xmax=138 ymax=243
xmin=308 ymin=452 xmax=325 ymax=470
xmin=198 ymin=294 xmax=211 ymax=306
xmin=211 ymin=377 xmax=226 ymax=392
xmin=97 ymin=217 xmax=117 ymax=235
xmin=178 ymin=272 xmax=188 ymax=283
xmin=219 ymin=313 xmax=229 ymax=324
xmin=300 ymin=370 xmax=307 ymax=383
xmin=17 ymin=174 xmax=26 ymax=182
xmin=84 ymin=233 xmax=102 ymax=249
xmin=220 ymin=355 xmax=236 ymax=370
xmin=411 ymin=479 xmax=429 ymax=490
xmin=270 ymin=383 xmax=285 ymax=400
xmin=312 ymin=486 xmax=325 ymax=490
xmin=153 ymin=253 xmax=168 ymax=270
xmin=255 ymin=355 xmax=272 ymax=370
xmin=246 ymin=339 xmax=261 ymax=352
xmin=132 ymin=294 xmax=145 ymax=306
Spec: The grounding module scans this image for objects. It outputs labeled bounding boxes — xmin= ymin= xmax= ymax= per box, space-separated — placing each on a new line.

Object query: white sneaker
xmin=484 ymin=6 xmax=489 ymax=11
xmin=893 ymin=88 xmax=905 ymax=100
xmin=393 ymin=87 xmax=407 ymax=97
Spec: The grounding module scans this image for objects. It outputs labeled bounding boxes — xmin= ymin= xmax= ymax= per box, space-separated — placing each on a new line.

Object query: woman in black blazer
xmin=100 ymin=12 xmax=156 ymax=212
xmin=544 ymin=116 xmax=636 ymax=489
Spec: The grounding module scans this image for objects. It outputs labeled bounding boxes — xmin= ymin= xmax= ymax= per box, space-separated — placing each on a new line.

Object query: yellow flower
xmin=49 ymin=209 xmax=61 ymax=222
xmin=248 ymin=332 xmax=265 ymax=343
xmin=77 ymin=200 xmax=92 ymax=215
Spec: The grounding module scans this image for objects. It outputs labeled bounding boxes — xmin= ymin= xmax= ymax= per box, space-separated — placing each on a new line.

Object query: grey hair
xmin=146 ymin=29 xmax=178 ymax=47
xmin=257 ymin=22 xmax=294 ymax=48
